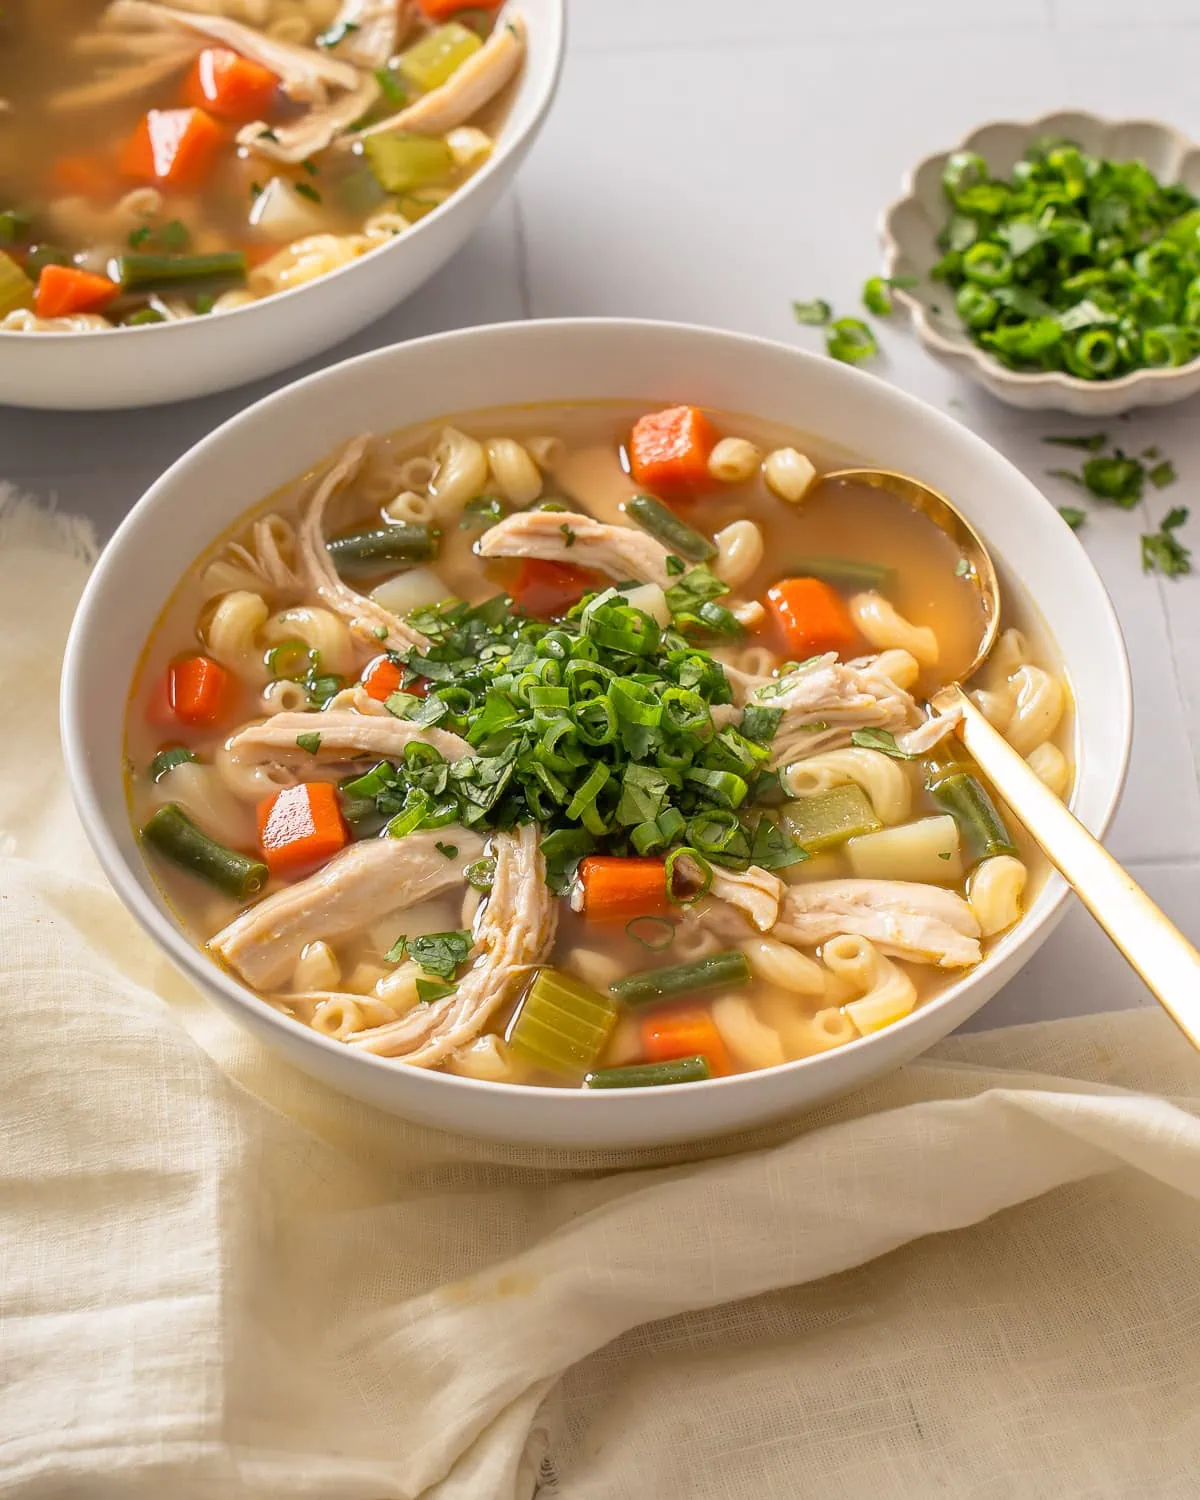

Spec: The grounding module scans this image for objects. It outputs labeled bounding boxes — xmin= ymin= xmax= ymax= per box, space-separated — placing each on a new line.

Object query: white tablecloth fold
xmin=2 ymin=502 xmax=1198 ymax=1499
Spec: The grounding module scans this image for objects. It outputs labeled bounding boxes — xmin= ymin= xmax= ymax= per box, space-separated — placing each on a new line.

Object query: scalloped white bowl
xmin=881 ymin=111 xmax=1200 ymax=415
xmin=61 ymin=319 xmax=1131 ymax=1147
xmin=0 ymin=0 xmax=563 ymax=411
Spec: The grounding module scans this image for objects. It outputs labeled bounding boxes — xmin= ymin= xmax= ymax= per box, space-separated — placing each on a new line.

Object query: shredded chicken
xmin=678 ymin=856 xmax=782 ymax=932
xmin=50 ymin=35 xmax=198 ymax=111
xmin=296 ymin=435 xmax=431 ymax=652
xmin=348 ymin=822 xmax=555 ymax=1067
xmin=477 ymin=507 xmax=674 ymax=588
xmin=350 ymin=11 xmax=525 ymax=138
xmin=748 ymin=652 xmax=927 ymax=763
xmin=227 ymin=710 xmax=471 ymax=776
xmin=327 ymin=0 xmax=407 ymax=69
xmin=719 ymin=660 xmax=771 ymax=706
xmin=211 ymin=828 xmax=484 ymax=990
xmin=237 ymin=72 xmax=380 ymax=163
xmin=773 ymin=879 xmax=982 ymax=968
xmin=103 ymin=0 xmax=360 ymax=101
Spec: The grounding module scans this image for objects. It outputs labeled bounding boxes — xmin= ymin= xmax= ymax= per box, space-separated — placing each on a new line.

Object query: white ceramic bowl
xmin=61 ymin=319 xmax=1131 ymax=1147
xmin=0 ymin=1 xmax=563 ymax=412
xmin=881 ymin=111 xmax=1200 ymax=415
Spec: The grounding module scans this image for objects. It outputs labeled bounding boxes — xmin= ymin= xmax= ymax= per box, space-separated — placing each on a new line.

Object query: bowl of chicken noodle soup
xmin=62 ymin=320 xmax=1130 ymax=1146
xmin=0 ymin=0 xmax=563 ymax=408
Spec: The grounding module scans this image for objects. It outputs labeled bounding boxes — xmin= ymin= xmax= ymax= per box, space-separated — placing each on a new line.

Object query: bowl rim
xmin=880 ymin=108 xmax=1200 ymax=397
xmin=0 ymin=0 xmax=565 ymax=346
xmin=60 ymin=316 xmax=1134 ymax=1108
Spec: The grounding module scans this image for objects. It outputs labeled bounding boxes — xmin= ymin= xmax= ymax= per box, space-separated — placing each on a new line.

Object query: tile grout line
xmin=512 ymin=193 xmax=534 ymax=322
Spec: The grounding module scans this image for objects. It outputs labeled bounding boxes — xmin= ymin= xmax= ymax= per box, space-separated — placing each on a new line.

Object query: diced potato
xmin=845 ymin=814 xmax=964 ymax=884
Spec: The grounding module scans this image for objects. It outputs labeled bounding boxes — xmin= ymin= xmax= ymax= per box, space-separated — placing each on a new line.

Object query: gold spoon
xmin=826 ymin=466 xmax=1200 ymax=1051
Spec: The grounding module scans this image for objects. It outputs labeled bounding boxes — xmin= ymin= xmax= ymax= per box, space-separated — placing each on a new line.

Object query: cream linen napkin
xmin=2 ymin=490 xmax=1200 ymax=1499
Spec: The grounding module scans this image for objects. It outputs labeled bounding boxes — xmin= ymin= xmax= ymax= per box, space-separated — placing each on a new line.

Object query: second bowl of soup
xmin=0 ymin=0 xmax=564 ymax=408
xmin=62 ymin=319 xmax=1131 ymax=1145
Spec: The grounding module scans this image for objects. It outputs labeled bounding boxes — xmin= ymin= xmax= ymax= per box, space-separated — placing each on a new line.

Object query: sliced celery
xmin=781 ymin=784 xmax=882 ymax=852
xmin=397 ymin=22 xmax=482 ymax=93
xmin=507 ymin=966 xmax=619 ymax=1078
xmin=363 ymin=132 xmax=455 ymax=195
xmin=0 ymin=250 xmax=33 ymax=317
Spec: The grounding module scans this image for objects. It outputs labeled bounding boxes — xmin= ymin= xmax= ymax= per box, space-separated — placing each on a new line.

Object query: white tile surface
xmin=4 ymin=0 xmax=1198 ymax=1032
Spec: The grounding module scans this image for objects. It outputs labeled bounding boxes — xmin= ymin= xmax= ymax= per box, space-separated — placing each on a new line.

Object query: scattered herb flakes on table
xmin=931 ymin=138 xmax=1200 ymax=379
xmin=1043 ymin=429 xmax=1192 ymax=575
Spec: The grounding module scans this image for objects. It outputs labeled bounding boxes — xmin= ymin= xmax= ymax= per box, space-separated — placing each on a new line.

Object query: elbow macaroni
xmin=708 ymin=436 xmax=762 ymax=484
xmin=711 ymin=994 xmax=786 ymax=1070
xmin=850 ymin=592 xmax=939 ymax=667
xmin=485 ymin=437 xmax=543 ymax=507
xmin=1027 ymin=741 xmax=1069 ymax=797
xmin=822 ymin=933 xmax=917 ymax=1036
xmin=204 ymin=590 xmax=269 ymax=676
xmin=713 ymin=520 xmax=764 ymax=589
xmin=429 ymin=427 xmax=489 ymax=519
xmin=967 ymin=855 xmax=1027 ymax=937
xmin=762 ymin=446 xmax=817 ymax=503
xmin=263 ymin=605 xmax=357 ymax=677
xmin=1003 ymin=665 xmax=1064 ymax=755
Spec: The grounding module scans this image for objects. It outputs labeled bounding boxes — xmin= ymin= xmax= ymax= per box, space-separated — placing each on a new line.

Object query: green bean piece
xmin=507 ymin=967 xmax=619 ymax=1078
xmin=0 ymin=210 xmax=32 ymax=245
xmin=585 ymin=1056 xmax=712 ymax=1088
xmin=609 ymin=949 xmax=752 ymax=1007
xmin=781 ymin=784 xmax=881 ymax=853
xmin=784 ymin=556 xmax=894 ymax=592
xmin=148 ymin=746 xmax=196 ymax=782
xmin=142 ymin=804 xmax=268 ymax=900
xmin=927 ymin=769 xmax=1017 ymax=865
xmin=326 ymin=524 xmax=438 ymax=575
xmin=123 ymin=307 xmax=167 ymax=326
xmin=115 ymin=251 xmax=247 ymax=293
xmin=23 ymin=244 xmax=69 ymax=275
xmin=625 ymin=494 xmax=717 ymax=562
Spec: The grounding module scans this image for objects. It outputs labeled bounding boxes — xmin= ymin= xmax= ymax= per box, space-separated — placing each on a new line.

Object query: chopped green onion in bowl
xmin=928 ymin=136 xmax=1200 ymax=382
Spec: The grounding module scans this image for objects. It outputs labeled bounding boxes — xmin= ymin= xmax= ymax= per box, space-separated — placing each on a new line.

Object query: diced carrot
xmin=416 ymin=0 xmax=502 ymax=18
xmin=120 ymin=107 xmax=224 ymax=191
xmin=579 ymin=856 xmax=669 ymax=922
xmin=362 ymin=656 xmax=403 ymax=702
xmin=34 ymin=265 xmax=119 ymax=319
xmin=765 ymin=577 xmax=859 ymax=659
xmin=50 ymin=152 xmax=119 ymax=200
xmin=183 ymin=48 xmax=280 ymax=123
xmin=628 ymin=405 xmax=718 ymax=501
xmin=509 ymin=558 xmax=597 ymax=619
xmin=360 ymin=657 xmax=429 ymax=700
xmin=168 ymin=654 xmax=232 ymax=726
xmin=640 ymin=1007 xmax=733 ymax=1077
xmin=257 ymin=782 xmax=347 ymax=877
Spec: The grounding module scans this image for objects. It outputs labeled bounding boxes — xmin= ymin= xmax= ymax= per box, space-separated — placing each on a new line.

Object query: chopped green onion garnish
xmin=792 ymin=298 xmax=832 ymax=325
xmin=826 ymin=317 xmax=878 ymax=364
xmin=1141 ymin=507 xmax=1191 ymax=577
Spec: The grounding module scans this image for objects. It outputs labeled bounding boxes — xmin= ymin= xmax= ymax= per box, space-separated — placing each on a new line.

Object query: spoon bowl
xmin=826 ymin=465 xmax=1200 ymax=1052
xmin=827 ymin=467 xmax=1000 ymax=680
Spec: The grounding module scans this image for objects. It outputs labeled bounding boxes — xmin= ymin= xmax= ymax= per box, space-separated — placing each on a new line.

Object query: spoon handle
xmin=943 ymin=686 xmax=1200 ymax=1051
